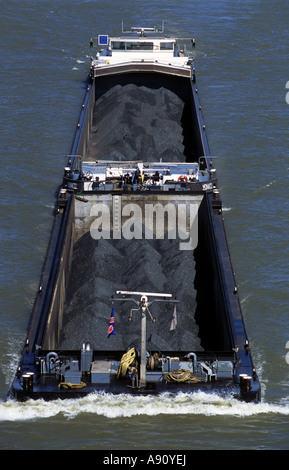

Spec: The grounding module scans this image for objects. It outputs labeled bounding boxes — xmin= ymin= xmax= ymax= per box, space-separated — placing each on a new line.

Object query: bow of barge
xmin=10 ymin=24 xmax=261 ymax=402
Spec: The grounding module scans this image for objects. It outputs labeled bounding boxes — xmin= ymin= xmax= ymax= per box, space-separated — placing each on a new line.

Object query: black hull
xmin=9 ymin=62 xmax=261 ymax=402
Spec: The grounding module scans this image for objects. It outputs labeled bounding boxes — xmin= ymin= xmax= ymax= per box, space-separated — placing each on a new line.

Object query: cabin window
xmin=160 ymin=42 xmax=174 ymax=50
xmin=111 ymin=41 xmax=126 ymax=50
xmin=111 ymin=41 xmax=155 ymax=51
xmin=125 ymin=42 xmax=154 ymax=50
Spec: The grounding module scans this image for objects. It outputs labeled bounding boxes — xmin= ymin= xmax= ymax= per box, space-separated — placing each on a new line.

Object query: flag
xmin=170 ymin=304 xmax=177 ymax=331
xmin=107 ymin=303 xmax=116 ymax=338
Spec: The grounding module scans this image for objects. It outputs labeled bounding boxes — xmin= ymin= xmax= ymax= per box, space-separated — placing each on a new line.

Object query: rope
xmin=165 ymin=369 xmax=201 ymax=383
xmin=58 ymin=382 xmax=86 ymax=389
xmin=117 ymin=348 xmax=136 ymax=379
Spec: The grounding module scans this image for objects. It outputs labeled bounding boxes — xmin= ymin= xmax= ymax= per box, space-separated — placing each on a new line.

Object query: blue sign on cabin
xmin=98 ymin=35 xmax=109 ymax=46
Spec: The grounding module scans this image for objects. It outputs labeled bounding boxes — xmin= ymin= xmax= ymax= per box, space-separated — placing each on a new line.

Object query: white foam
xmin=1 ymin=391 xmax=289 ymax=422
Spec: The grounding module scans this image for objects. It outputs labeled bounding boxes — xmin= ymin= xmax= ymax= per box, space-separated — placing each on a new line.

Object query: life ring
xmin=106 ymin=60 xmax=110 ymax=65
xmin=178 ymin=175 xmax=188 ymax=181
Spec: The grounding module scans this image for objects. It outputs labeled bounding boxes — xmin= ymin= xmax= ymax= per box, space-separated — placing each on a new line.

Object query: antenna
xmin=116 ymin=290 xmax=171 ymax=298
xmin=121 ymin=21 xmax=165 ymax=36
xmin=112 ymin=290 xmax=179 ymax=387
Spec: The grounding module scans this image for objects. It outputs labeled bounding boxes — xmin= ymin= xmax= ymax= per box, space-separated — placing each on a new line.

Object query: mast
xmin=114 ymin=290 xmax=178 ymax=387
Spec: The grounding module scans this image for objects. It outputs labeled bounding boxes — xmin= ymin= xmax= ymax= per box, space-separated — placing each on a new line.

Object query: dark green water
xmin=1 ymin=0 xmax=289 ymax=450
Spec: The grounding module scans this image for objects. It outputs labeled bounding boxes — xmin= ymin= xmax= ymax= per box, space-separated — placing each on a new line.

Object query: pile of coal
xmin=60 ymin=233 xmax=202 ymax=352
xmin=86 ymin=84 xmax=186 ymax=162
xmin=60 ymin=83 xmax=201 ymax=353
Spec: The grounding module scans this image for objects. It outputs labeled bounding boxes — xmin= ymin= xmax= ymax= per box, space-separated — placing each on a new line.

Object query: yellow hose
xmin=117 ymin=348 xmax=136 ymax=379
xmin=58 ymin=382 xmax=86 ymax=389
xmin=165 ymin=369 xmax=201 ymax=383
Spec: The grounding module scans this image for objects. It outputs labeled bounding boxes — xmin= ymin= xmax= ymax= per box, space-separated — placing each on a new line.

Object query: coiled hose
xmin=165 ymin=369 xmax=201 ymax=383
xmin=117 ymin=347 xmax=136 ymax=379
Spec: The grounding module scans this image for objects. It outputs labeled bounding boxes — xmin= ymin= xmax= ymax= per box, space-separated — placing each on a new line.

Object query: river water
xmin=1 ymin=0 xmax=289 ymax=452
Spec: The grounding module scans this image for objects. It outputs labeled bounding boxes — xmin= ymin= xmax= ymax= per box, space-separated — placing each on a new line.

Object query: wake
xmin=1 ymin=391 xmax=289 ymax=422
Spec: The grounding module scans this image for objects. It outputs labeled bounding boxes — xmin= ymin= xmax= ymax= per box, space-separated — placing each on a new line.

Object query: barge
xmin=10 ymin=24 xmax=261 ymax=402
